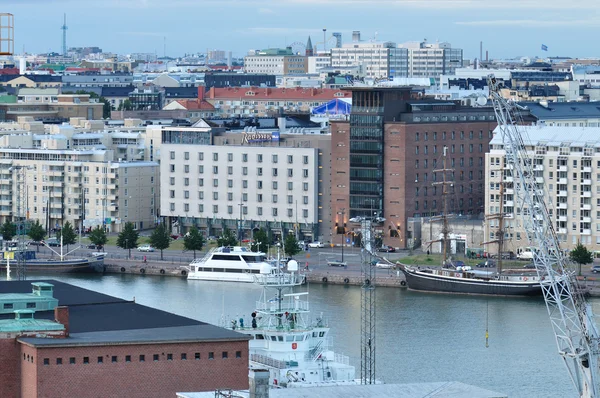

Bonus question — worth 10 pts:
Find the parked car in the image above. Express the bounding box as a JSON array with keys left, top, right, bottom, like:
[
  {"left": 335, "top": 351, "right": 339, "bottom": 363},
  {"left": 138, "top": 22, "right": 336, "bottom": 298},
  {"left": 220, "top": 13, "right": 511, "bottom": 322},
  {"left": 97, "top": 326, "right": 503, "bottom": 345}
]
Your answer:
[
  {"left": 308, "top": 241, "right": 325, "bottom": 248},
  {"left": 476, "top": 260, "right": 496, "bottom": 268},
  {"left": 137, "top": 245, "right": 155, "bottom": 252},
  {"left": 28, "top": 241, "right": 45, "bottom": 246},
  {"left": 375, "top": 262, "right": 394, "bottom": 269},
  {"left": 378, "top": 245, "right": 396, "bottom": 253},
  {"left": 523, "top": 263, "right": 536, "bottom": 269},
  {"left": 591, "top": 265, "right": 600, "bottom": 273},
  {"left": 46, "top": 239, "right": 60, "bottom": 247}
]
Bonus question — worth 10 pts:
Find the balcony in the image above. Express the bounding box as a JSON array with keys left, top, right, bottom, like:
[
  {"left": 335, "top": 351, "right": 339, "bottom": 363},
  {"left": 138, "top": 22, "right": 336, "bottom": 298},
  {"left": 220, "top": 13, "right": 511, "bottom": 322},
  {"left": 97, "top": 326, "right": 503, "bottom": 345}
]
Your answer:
[
  {"left": 557, "top": 228, "right": 567, "bottom": 234},
  {"left": 535, "top": 177, "right": 544, "bottom": 184},
  {"left": 534, "top": 165, "right": 544, "bottom": 171},
  {"left": 505, "top": 188, "right": 514, "bottom": 195},
  {"left": 504, "top": 201, "right": 514, "bottom": 207},
  {"left": 558, "top": 166, "right": 567, "bottom": 172},
  {"left": 581, "top": 179, "right": 591, "bottom": 185},
  {"left": 504, "top": 176, "right": 514, "bottom": 183},
  {"left": 583, "top": 166, "right": 592, "bottom": 173},
  {"left": 582, "top": 217, "right": 592, "bottom": 223},
  {"left": 557, "top": 202, "right": 567, "bottom": 209},
  {"left": 50, "top": 190, "right": 63, "bottom": 197},
  {"left": 581, "top": 229, "right": 591, "bottom": 235},
  {"left": 0, "top": 188, "right": 12, "bottom": 195},
  {"left": 582, "top": 204, "right": 592, "bottom": 211},
  {"left": 558, "top": 178, "right": 567, "bottom": 184},
  {"left": 558, "top": 216, "right": 567, "bottom": 222},
  {"left": 557, "top": 190, "right": 567, "bottom": 197},
  {"left": 582, "top": 191, "right": 592, "bottom": 198}
]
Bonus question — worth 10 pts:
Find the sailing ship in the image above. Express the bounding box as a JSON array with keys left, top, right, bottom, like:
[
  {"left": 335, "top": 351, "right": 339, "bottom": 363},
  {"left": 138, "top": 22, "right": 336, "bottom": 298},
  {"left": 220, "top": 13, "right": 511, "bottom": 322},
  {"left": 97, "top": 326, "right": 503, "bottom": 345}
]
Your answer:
[
  {"left": 223, "top": 257, "right": 357, "bottom": 387},
  {"left": 397, "top": 146, "right": 545, "bottom": 296}
]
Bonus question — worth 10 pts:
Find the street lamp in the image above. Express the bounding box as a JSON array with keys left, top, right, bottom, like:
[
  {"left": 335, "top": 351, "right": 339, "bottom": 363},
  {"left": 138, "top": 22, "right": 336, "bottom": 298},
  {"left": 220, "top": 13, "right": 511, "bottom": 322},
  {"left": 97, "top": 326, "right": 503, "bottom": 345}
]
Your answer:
[{"left": 337, "top": 208, "right": 346, "bottom": 262}]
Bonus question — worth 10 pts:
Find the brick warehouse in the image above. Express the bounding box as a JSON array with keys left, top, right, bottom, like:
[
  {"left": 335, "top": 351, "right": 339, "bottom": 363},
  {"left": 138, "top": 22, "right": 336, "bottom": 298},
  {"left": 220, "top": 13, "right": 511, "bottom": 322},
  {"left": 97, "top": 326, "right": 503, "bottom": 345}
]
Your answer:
[
  {"left": 330, "top": 86, "right": 500, "bottom": 250},
  {"left": 0, "top": 281, "right": 250, "bottom": 398}
]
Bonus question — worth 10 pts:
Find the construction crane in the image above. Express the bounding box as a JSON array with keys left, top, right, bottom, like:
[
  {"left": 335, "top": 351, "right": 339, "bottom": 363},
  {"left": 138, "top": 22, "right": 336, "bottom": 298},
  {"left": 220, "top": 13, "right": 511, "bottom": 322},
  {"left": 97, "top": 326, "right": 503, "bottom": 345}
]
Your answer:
[{"left": 488, "top": 74, "right": 600, "bottom": 398}]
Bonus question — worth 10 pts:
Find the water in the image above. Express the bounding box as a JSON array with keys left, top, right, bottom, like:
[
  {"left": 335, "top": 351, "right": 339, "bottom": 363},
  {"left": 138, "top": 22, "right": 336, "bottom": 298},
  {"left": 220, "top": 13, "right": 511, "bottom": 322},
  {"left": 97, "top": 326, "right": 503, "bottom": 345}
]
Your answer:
[{"left": 27, "top": 273, "right": 582, "bottom": 397}]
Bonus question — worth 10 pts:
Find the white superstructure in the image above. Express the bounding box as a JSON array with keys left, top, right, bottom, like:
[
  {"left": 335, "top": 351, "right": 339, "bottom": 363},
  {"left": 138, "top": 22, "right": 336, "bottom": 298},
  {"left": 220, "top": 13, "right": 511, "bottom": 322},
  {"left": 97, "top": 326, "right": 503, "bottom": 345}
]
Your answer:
[{"left": 184, "top": 246, "right": 274, "bottom": 282}]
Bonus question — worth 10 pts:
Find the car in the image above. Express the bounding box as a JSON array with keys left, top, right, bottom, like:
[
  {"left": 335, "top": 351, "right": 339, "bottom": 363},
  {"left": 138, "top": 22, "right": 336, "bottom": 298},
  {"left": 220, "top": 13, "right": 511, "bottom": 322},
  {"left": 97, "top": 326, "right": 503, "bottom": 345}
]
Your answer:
[
  {"left": 476, "top": 260, "right": 496, "bottom": 268},
  {"left": 28, "top": 241, "right": 45, "bottom": 246},
  {"left": 308, "top": 241, "right": 325, "bottom": 248},
  {"left": 137, "top": 245, "right": 155, "bottom": 252},
  {"left": 378, "top": 245, "right": 396, "bottom": 253},
  {"left": 591, "top": 265, "right": 600, "bottom": 273},
  {"left": 375, "top": 262, "right": 394, "bottom": 269},
  {"left": 46, "top": 239, "right": 60, "bottom": 247},
  {"left": 327, "top": 260, "right": 347, "bottom": 267},
  {"left": 523, "top": 263, "right": 536, "bottom": 269}
]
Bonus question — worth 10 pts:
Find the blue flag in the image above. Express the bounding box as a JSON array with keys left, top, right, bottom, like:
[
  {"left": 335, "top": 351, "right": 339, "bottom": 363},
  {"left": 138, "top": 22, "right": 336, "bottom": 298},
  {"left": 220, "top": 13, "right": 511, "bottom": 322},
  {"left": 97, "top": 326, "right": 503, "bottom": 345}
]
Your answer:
[{"left": 541, "top": 44, "right": 548, "bottom": 51}]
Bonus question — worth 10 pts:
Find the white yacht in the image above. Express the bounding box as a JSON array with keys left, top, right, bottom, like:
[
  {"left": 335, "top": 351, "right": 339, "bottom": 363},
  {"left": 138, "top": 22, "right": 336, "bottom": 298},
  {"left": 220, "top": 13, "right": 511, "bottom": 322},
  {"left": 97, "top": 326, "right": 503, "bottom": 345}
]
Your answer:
[
  {"left": 183, "top": 246, "right": 275, "bottom": 282},
  {"left": 223, "top": 260, "right": 357, "bottom": 388}
]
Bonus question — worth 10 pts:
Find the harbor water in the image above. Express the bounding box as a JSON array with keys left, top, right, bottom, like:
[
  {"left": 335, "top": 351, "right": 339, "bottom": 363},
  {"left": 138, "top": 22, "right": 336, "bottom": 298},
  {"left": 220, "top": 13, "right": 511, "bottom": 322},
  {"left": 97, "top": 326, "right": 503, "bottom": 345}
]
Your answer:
[{"left": 25, "top": 273, "right": 586, "bottom": 397}]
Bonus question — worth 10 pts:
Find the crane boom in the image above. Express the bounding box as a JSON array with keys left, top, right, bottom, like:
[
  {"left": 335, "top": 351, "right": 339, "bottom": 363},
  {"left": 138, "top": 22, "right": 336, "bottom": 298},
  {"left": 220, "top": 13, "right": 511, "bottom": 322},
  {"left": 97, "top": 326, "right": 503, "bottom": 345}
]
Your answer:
[{"left": 488, "top": 75, "right": 600, "bottom": 397}]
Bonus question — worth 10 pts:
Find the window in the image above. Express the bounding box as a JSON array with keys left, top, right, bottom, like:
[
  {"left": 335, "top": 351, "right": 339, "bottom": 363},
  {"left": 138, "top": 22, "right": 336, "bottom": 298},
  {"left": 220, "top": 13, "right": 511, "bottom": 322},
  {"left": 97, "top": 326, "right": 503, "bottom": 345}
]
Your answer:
[
  {"left": 195, "top": 352, "right": 200, "bottom": 360},
  {"left": 273, "top": 181, "right": 278, "bottom": 189},
  {"left": 288, "top": 155, "right": 293, "bottom": 164},
  {"left": 228, "top": 180, "right": 233, "bottom": 188},
  {"left": 70, "top": 357, "right": 76, "bottom": 364},
  {"left": 287, "top": 195, "right": 293, "bottom": 204},
  {"left": 257, "top": 154, "right": 263, "bottom": 163},
  {"left": 126, "top": 355, "right": 131, "bottom": 362},
  {"left": 184, "top": 165, "right": 189, "bottom": 173},
  {"left": 242, "top": 153, "right": 248, "bottom": 162},
  {"left": 236, "top": 351, "right": 242, "bottom": 358},
  {"left": 181, "top": 353, "right": 187, "bottom": 360},
  {"left": 208, "top": 352, "right": 214, "bottom": 360},
  {"left": 167, "top": 353, "right": 173, "bottom": 361},
  {"left": 56, "top": 358, "right": 63, "bottom": 365},
  {"left": 242, "top": 167, "right": 248, "bottom": 175},
  {"left": 170, "top": 151, "right": 175, "bottom": 160},
  {"left": 170, "top": 164, "right": 175, "bottom": 172},
  {"left": 153, "top": 354, "right": 159, "bottom": 361},
  {"left": 272, "top": 208, "right": 278, "bottom": 217},
  {"left": 139, "top": 355, "right": 145, "bottom": 362},
  {"left": 287, "top": 182, "right": 293, "bottom": 190},
  {"left": 213, "top": 179, "right": 218, "bottom": 187},
  {"left": 97, "top": 356, "right": 103, "bottom": 364},
  {"left": 228, "top": 166, "right": 233, "bottom": 175},
  {"left": 222, "top": 351, "right": 228, "bottom": 359},
  {"left": 43, "top": 358, "right": 49, "bottom": 366},
  {"left": 272, "top": 168, "right": 278, "bottom": 177},
  {"left": 303, "top": 156, "right": 309, "bottom": 164},
  {"left": 228, "top": 153, "right": 233, "bottom": 162},
  {"left": 184, "top": 151, "right": 189, "bottom": 160},
  {"left": 303, "top": 183, "right": 309, "bottom": 191},
  {"left": 112, "top": 356, "right": 118, "bottom": 363},
  {"left": 213, "top": 153, "right": 218, "bottom": 161},
  {"left": 213, "top": 166, "right": 218, "bottom": 174},
  {"left": 199, "top": 165, "right": 204, "bottom": 173},
  {"left": 83, "top": 357, "right": 89, "bottom": 364},
  {"left": 272, "top": 194, "right": 278, "bottom": 203},
  {"left": 288, "top": 169, "right": 293, "bottom": 177},
  {"left": 257, "top": 168, "right": 263, "bottom": 176},
  {"left": 272, "top": 155, "right": 278, "bottom": 163}
]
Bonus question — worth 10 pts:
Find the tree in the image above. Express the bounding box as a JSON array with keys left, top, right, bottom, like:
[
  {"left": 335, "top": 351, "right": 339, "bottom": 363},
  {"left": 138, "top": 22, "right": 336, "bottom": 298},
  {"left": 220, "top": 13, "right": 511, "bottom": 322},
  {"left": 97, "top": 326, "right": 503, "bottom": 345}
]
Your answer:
[
  {"left": 88, "top": 225, "right": 107, "bottom": 250},
  {"left": 283, "top": 233, "right": 301, "bottom": 257},
  {"left": 250, "top": 228, "right": 269, "bottom": 253},
  {"left": 118, "top": 99, "right": 133, "bottom": 111},
  {"left": 217, "top": 228, "right": 238, "bottom": 247},
  {"left": 1, "top": 220, "right": 16, "bottom": 241},
  {"left": 27, "top": 220, "right": 46, "bottom": 252},
  {"left": 150, "top": 224, "right": 171, "bottom": 260},
  {"left": 56, "top": 221, "right": 77, "bottom": 251},
  {"left": 117, "top": 222, "right": 139, "bottom": 258},
  {"left": 183, "top": 227, "right": 205, "bottom": 259},
  {"left": 570, "top": 241, "right": 593, "bottom": 276}
]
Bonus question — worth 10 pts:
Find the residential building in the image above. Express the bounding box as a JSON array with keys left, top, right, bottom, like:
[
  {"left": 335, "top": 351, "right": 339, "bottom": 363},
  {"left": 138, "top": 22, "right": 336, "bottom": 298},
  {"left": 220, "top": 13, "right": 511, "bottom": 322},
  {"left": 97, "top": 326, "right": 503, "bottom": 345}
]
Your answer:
[
  {"left": 0, "top": 94, "right": 103, "bottom": 121},
  {"left": 244, "top": 48, "right": 308, "bottom": 75},
  {"left": 331, "top": 36, "right": 408, "bottom": 79},
  {"left": 485, "top": 126, "right": 600, "bottom": 252},
  {"left": 524, "top": 101, "right": 600, "bottom": 127},
  {"left": 307, "top": 54, "right": 331, "bottom": 74},
  {"left": 0, "top": 280, "right": 249, "bottom": 398},
  {"left": 331, "top": 86, "right": 498, "bottom": 249},
  {"left": 16, "top": 88, "right": 59, "bottom": 103},
  {"left": 129, "top": 87, "right": 165, "bottom": 111},
  {"left": 399, "top": 40, "right": 463, "bottom": 80},
  {"left": 204, "top": 86, "right": 351, "bottom": 117},
  {"left": 61, "top": 73, "right": 134, "bottom": 88},
  {"left": 159, "top": 124, "right": 331, "bottom": 242},
  {"left": 203, "top": 72, "right": 275, "bottom": 89}
]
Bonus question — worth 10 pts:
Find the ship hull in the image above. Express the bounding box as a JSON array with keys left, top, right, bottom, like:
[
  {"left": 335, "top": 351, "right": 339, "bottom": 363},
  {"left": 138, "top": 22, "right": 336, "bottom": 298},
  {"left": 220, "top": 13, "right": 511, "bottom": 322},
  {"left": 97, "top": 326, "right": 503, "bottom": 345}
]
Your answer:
[
  {"left": 0, "top": 257, "right": 105, "bottom": 274},
  {"left": 400, "top": 267, "right": 543, "bottom": 297}
]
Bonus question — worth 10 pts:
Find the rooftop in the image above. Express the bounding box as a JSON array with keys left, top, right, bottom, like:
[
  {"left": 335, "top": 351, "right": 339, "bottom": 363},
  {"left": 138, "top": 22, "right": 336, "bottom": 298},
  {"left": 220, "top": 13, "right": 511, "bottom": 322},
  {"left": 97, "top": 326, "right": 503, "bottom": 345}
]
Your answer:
[
  {"left": 522, "top": 101, "right": 600, "bottom": 120},
  {"left": 491, "top": 125, "right": 600, "bottom": 147}
]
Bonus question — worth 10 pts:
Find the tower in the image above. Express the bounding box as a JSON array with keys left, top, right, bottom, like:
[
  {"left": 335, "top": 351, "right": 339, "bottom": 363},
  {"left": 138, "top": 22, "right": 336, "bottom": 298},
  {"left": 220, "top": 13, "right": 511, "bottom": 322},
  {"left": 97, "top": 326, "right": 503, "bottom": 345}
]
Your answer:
[
  {"left": 305, "top": 36, "right": 313, "bottom": 56},
  {"left": 0, "top": 13, "right": 14, "bottom": 56},
  {"left": 61, "top": 13, "right": 68, "bottom": 56}
]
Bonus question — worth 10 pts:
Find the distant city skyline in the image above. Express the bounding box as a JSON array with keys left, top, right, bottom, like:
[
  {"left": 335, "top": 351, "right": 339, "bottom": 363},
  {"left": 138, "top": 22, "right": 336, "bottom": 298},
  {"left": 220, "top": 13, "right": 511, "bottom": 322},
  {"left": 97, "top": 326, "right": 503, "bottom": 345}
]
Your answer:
[{"left": 3, "top": 0, "right": 598, "bottom": 60}]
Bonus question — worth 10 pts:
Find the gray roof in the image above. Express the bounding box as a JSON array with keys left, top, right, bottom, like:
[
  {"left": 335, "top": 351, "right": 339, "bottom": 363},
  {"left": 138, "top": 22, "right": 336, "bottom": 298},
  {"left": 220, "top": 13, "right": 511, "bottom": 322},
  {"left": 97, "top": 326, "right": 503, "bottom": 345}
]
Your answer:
[
  {"left": 522, "top": 101, "right": 600, "bottom": 120},
  {"left": 178, "top": 381, "right": 507, "bottom": 398},
  {"left": 19, "top": 324, "right": 249, "bottom": 347},
  {"left": 491, "top": 125, "right": 600, "bottom": 146}
]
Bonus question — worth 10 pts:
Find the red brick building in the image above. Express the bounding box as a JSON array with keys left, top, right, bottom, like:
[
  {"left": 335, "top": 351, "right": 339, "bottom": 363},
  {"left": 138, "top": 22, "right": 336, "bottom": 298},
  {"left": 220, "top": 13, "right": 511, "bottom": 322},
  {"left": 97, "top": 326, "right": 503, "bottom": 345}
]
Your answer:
[
  {"left": 330, "top": 87, "right": 498, "bottom": 249},
  {"left": 0, "top": 281, "right": 250, "bottom": 398}
]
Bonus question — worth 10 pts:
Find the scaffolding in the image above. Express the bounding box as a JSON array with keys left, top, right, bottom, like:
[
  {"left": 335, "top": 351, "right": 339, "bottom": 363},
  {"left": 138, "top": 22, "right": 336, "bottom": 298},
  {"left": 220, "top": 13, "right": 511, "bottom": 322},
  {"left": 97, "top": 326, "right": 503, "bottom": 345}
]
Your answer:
[{"left": 0, "top": 13, "right": 14, "bottom": 56}]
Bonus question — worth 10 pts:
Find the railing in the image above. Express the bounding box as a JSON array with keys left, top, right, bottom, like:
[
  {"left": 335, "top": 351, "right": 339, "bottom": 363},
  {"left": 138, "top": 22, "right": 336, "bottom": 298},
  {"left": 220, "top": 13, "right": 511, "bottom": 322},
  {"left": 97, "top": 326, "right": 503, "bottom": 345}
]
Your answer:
[
  {"left": 255, "top": 300, "right": 309, "bottom": 313},
  {"left": 250, "top": 353, "right": 287, "bottom": 369},
  {"left": 191, "top": 247, "right": 217, "bottom": 265}
]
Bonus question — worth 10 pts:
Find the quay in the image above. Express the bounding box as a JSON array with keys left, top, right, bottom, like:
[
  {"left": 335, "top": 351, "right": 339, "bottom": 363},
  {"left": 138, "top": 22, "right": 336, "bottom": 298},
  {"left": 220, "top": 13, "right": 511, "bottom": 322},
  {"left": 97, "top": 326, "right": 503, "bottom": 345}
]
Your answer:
[{"left": 103, "top": 259, "right": 408, "bottom": 287}]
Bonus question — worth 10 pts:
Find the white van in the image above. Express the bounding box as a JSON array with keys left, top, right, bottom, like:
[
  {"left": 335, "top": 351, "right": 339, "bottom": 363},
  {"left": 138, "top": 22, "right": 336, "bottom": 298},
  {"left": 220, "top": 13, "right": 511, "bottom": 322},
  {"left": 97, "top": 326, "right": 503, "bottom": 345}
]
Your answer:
[{"left": 517, "top": 247, "right": 536, "bottom": 260}]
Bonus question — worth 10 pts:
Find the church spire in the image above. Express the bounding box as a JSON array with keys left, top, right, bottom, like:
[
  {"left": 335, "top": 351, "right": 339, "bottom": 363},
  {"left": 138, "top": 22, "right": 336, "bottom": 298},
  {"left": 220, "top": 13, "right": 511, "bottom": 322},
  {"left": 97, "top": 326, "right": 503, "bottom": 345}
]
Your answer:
[{"left": 305, "top": 36, "right": 314, "bottom": 56}]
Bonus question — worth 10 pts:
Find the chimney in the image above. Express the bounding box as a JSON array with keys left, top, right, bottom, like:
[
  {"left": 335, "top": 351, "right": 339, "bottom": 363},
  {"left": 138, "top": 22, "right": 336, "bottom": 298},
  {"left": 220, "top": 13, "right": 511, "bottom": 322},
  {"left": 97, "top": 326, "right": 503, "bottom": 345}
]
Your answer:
[
  {"left": 54, "top": 306, "right": 69, "bottom": 337},
  {"left": 197, "top": 86, "right": 205, "bottom": 101},
  {"left": 352, "top": 31, "right": 361, "bottom": 42},
  {"left": 249, "top": 369, "right": 270, "bottom": 398}
]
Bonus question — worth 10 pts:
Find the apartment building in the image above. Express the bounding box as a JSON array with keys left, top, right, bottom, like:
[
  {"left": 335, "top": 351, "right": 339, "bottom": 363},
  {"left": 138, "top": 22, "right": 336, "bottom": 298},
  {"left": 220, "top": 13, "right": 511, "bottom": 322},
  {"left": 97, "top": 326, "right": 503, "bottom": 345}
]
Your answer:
[
  {"left": 330, "top": 40, "right": 408, "bottom": 79},
  {"left": 0, "top": 130, "right": 158, "bottom": 233},
  {"left": 399, "top": 41, "right": 463, "bottom": 79},
  {"left": 331, "top": 86, "right": 498, "bottom": 249},
  {"left": 485, "top": 126, "right": 600, "bottom": 253},
  {"left": 244, "top": 48, "right": 308, "bottom": 75},
  {"left": 160, "top": 126, "right": 331, "bottom": 242}
]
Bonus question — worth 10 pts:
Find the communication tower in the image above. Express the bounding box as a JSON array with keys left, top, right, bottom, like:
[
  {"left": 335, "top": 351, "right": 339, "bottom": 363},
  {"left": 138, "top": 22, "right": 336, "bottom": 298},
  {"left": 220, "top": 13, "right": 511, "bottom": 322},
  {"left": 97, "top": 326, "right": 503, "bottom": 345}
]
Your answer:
[{"left": 61, "top": 13, "right": 68, "bottom": 56}]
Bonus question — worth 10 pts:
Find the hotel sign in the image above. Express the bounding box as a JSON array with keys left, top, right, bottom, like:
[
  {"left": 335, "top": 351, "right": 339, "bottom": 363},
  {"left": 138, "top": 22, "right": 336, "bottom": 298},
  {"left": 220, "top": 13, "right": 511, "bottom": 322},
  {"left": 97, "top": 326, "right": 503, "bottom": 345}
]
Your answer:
[{"left": 241, "top": 131, "right": 280, "bottom": 144}]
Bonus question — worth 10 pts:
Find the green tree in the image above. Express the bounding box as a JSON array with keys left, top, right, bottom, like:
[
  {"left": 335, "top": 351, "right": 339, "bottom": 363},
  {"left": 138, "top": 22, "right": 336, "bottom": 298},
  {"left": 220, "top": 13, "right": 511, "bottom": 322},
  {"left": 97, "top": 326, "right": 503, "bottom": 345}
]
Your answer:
[
  {"left": 117, "top": 222, "right": 139, "bottom": 258},
  {"left": 150, "top": 224, "right": 171, "bottom": 260},
  {"left": 283, "top": 233, "right": 301, "bottom": 257},
  {"left": 56, "top": 221, "right": 77, "bottom": 251},
  {"left": 217, "top": 228, "right": 238, "bottom": 247},
  {"left": 118, "top": 99, "right": 133, "bottom": 111},
  {"left": 88, "top": 225, "right": 108, "bottom": 250},
  {"left": 570, "top": 241, "right": 593, "bottom": 276},
  {"left": 183, "top": 227, "right": 205, "bottom": 259},
  {"left": 1, "top": 219, "right": 16, "bottom": 241},
  {"left": 27, "top": 220, "right": 46, "bottom": 252},
  {"left": 250, "top": 228, "right": 269, "bottom": 253}
]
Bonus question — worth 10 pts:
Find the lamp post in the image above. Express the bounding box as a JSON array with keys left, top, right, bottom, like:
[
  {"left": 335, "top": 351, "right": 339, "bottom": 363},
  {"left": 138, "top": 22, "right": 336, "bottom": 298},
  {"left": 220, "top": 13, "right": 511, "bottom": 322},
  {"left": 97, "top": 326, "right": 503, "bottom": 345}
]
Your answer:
[{"left": 337, "top": 208, "right": 346, "bottom": 262}]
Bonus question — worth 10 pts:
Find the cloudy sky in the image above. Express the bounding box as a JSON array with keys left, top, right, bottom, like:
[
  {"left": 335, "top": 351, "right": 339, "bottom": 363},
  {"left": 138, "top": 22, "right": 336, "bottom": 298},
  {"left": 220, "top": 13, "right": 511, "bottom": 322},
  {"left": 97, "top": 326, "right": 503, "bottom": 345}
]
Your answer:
[{"left": 4, "top": 0, "right": 599, "bottom": 59}]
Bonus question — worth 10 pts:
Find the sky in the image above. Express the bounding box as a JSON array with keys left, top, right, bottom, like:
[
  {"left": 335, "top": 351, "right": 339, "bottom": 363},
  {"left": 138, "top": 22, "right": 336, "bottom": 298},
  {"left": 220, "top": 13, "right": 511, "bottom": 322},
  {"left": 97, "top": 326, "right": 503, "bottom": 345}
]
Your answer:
[{"left": 3, "top": 0, "right": 600, "bottom": 60}]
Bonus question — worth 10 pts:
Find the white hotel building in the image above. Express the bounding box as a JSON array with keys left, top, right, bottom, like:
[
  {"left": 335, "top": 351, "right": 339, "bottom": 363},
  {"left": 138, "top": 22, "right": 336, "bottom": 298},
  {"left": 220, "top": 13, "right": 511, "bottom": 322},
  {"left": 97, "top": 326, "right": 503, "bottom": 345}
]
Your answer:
[
  {"left": 160, "top": 126, "right": 331, "bottom": 242},
  {"left": 485, "top": 126, "right": 600, "bottom": 254}
]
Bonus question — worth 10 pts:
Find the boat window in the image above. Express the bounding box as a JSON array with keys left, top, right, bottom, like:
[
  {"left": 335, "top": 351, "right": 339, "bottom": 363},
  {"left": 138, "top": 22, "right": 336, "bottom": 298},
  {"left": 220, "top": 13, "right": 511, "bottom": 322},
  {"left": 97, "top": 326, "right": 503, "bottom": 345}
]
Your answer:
[
  {"left": 277, "top": 336, "right": 284, "bottom": 342},
  {"left": 212, "top": 254, "right": 243, "bottom": 261},
  {"left": 255, "top": 334, "right": 264, "bottom": 340},
  {"left": 295, "top": 335, "right": 303, "bottom": 341},
  {"left": 312, "top": 332, "right": 317, "bottom": 337},
  {"left": 286, "top": 336, "right": 294, "bottom": 342},
  {"left": 242, "top": 255, "right": 266, "bottom": 263},
  {"left": 270, "top": 336, "right": 277, "bottom": 341},
  {"left": 319, "top": 332, "right": 325, "bottom": 337},
  {"left": 251, "top": 270, "right": 261, "bottom": 274}
]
